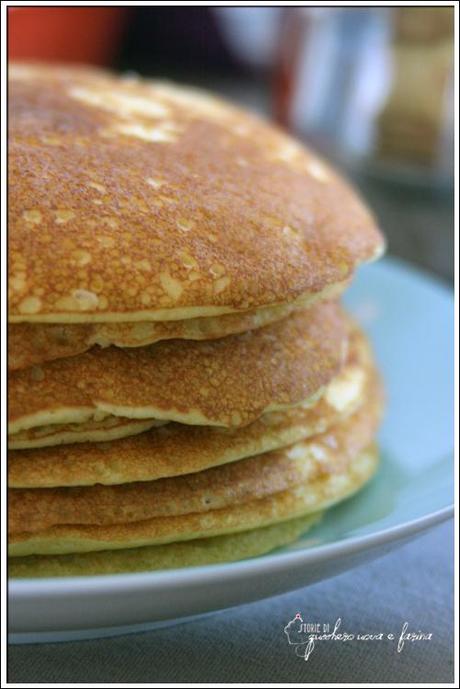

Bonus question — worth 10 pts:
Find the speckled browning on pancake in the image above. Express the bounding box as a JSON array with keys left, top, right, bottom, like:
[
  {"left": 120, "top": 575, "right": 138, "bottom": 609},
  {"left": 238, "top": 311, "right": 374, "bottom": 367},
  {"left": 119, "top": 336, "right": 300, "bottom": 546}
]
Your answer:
[
  {"left": 8, "top": 303, "right": 348, "bottom": 434},
  {"left": 9, "top": 328, "right": 371, "bottom": 487},
  {"left": 9, "top": 63, "right": 384, "bottom": 323},
  {"left": 9, "top": 445, "right": 378, "bottom": 556},
  {"left": 8, "top": 377, "right": 382, "bottom": 534},
  {"left": 8, "top": 281, "right": 347, "bottom": 371},
  {"left": 9, "top": 513, "right": 323, "bottom": 577}
]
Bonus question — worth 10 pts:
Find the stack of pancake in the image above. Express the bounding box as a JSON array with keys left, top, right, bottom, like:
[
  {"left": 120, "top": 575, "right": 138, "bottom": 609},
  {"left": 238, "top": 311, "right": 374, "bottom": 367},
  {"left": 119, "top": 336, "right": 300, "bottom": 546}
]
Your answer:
[{"left": 8, "top": 64, "right": 385, "bottom": 577}]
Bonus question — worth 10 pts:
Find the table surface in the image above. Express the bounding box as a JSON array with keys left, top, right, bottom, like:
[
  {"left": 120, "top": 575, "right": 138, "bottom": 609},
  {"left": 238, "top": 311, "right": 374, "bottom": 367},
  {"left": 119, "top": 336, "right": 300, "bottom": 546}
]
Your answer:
[{"left": 8, "top": 519, "right": 453, "bottom": 683}]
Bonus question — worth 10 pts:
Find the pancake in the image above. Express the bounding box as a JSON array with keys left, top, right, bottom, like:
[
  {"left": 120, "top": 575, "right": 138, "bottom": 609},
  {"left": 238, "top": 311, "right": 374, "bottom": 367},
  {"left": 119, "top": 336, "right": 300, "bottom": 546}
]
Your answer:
[
  {"left": 8, "top": 512, "right": 323, "bottom": 578},
  {"left": 9, "top": 63, "right": 384, "bottom": 325},
  {"left": 9, "top": 417, "right": 166, "bottom": 451},
  {"left": 8, "top": 376, "right": 382, "bottom": 535},
  {"left": 9, "top": 281, "right": 348, "bottom": 371},
  {"left": 8, "top": 303, "right": 348, "bottom": 437},
  {"left": 9, "top": 328, "right": 372, "bottom": 486},
  {"left": 8, "top": 444, "right": 378, "bottom": 556}
]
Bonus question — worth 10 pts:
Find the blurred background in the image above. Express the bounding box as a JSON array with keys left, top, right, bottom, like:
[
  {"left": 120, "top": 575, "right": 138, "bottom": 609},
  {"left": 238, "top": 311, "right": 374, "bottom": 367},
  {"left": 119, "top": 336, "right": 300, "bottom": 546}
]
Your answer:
[{"left": 9, "top": 5, "right": 454, "bottom": 282}]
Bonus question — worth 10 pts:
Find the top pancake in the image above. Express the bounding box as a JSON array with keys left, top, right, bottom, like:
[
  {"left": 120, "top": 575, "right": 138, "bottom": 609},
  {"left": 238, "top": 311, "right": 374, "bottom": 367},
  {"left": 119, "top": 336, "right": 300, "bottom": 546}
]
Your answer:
[{"left": 9, "top": 63, "right": 384, "bottom": 324}]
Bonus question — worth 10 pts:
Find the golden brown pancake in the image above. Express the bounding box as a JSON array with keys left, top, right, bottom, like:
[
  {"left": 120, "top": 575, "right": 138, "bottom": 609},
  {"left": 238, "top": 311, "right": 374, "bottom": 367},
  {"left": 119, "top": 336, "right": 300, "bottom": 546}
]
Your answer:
[
  {"left": 8, "top": 303, "right": 348, "bottom": 437},
  {"left": 9, "top": 281, "right": 348, "bottom": 371},
  {"left": 9, "top": 63, "right": 384, "bottom": 325},
  {"left": 9, "top": 417, "right": 166, "bottom": 451},
  {"left": 9, "top": 512, "right": 323, "bottom": 578},
  {"left": 9, "top": 328, "right": 372, "bottom": 486},
  {"left": 8, "top": 376, "right": 382, "bottom": 535},
  {"left": 9, "top": 444, "right": 378, "bottom": 556}
]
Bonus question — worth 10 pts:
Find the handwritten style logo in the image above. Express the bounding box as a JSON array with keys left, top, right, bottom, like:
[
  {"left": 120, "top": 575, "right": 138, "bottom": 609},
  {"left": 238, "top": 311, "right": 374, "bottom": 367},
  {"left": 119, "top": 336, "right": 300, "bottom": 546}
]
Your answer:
[
  {"left": 284, "top": 613, "right": 433, "bottom": 661},
  {"left": 284, "top": 612, "right": 316, "bottom": 660}
]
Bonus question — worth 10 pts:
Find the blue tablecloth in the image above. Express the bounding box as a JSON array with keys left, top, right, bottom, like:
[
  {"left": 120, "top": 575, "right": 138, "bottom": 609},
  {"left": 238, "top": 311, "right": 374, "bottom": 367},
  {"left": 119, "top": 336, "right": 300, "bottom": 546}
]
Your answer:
[{"left": 8, "top": 519, "right": 454, "bottom": 683}]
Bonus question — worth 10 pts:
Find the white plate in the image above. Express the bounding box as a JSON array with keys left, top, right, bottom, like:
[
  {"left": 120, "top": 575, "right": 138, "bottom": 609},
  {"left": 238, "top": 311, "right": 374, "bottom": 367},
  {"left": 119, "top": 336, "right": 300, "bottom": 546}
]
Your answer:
[{"left": 8, "top": 257, "right": 454, "bottom": 643}]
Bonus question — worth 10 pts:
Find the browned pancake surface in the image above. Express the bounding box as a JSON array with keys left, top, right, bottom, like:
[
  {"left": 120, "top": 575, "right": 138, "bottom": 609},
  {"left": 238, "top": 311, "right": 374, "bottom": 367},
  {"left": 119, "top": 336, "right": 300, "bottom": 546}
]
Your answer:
[
  {"left": 9, "top": 327, "right": 371, "bottom": 487},
  {"left": 9, "top": 445, "right": 379, "bottom": 556},
  {"left": 8, "top": 372, "right": 383, "bottom": 535},
  {"left": 9, "top": 64, "right": 384, "bottom": 323},
  {"left": 8, "top": 303, "right": 348, "bottom": 433}
]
